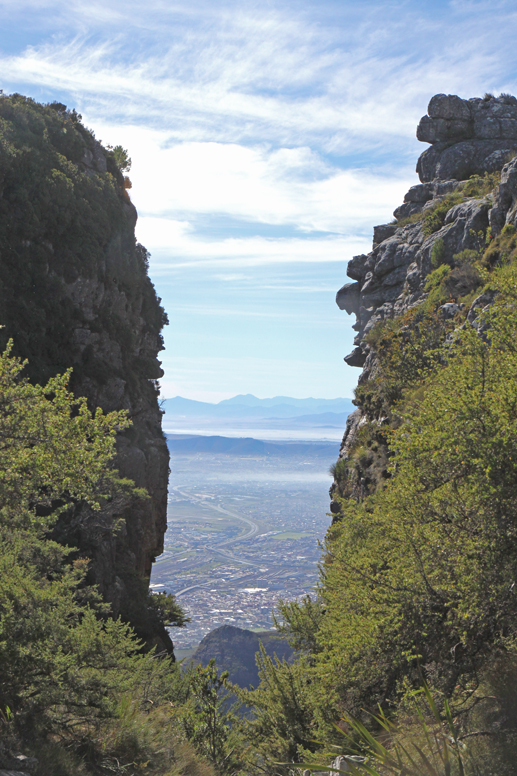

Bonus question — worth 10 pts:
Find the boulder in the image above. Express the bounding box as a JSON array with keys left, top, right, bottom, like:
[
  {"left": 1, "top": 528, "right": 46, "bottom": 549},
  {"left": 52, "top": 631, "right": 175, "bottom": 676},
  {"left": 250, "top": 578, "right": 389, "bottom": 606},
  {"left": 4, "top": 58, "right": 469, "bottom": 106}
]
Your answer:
[
  {"left": 336, "top": 282, "right": 361, "bottom": 314},
  {"left": 416, "top": 94, "right": 517, "bottom": 181}
]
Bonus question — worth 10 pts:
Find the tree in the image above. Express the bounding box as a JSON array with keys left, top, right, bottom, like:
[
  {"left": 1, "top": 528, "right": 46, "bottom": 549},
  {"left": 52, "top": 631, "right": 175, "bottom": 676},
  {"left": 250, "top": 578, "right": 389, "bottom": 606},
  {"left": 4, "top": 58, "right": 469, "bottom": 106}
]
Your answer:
[
  {"left": 182, "top": 659, "right": 241, "bottom": 774},
  {"left": 236, "top": 644, "right": 318, "bottom": 771},
  {"left": 0, "top": 343, "right": 147, "bottom": 736},
  {"left": 317, "top": 291, "right": 517, "bottom": 717}
]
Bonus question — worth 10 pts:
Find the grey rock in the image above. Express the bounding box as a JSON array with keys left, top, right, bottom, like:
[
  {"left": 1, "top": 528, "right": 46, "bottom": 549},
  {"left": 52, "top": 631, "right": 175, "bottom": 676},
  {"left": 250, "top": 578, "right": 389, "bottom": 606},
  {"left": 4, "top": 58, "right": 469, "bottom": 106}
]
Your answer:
[
  {"left": 444, "top": 197, "right": 490, "bottom": 228},
  {"left": 416, "top": 94, "right": 517, "bottom": 181},
  {"left": 428, "top": 93, "right": 471, "bottom": 121},
  {"left": 489, "top": 155, "right": 517, "bottom": 234},
  {"left": 335, "top": 409, "right": 364, "bottom": 463},
  {"left": 333, "top": 94, "right": 517, "bottom": 516},
  {"left": 379, "top": 264, "right": 408, "bottom": 287},
  {"left": 0, "top": 753, "right": 38, "bottom": 774},
  {"left": 373, "top": 223, "right": 397, "bottom": 245},
  {"left": 417, "top": 139, "right": 517, "bottom": 182},
  {"left": 344, "top": 346, "right": 367, "bottom": 368},
  {"left": 0, "top": 771, "right": 31, "bottom": 776},
  {"left": 336, "top": 282, "right": 361, "bottom": 314},
  {"left": 417, "top": 115, "right": 472, "bottom": 144},
  {"left": 405, "top": 262, "right": 421, "bottom": 290},
  {"left": 393, "top": 201, "right": 422, "bottom": 220},
  {"left": 467, "top": 290, "right": 498, "bottom": 325},
  {"left": 346, "top": 253, "right": 369, "bottom": 281},
  {"left": 330, "top": 755, "right": 367, "bottom": 774},
  {"left": 374, "top": 238, "right": 414, "bottom": 278},
  {"left": 404, "top": 183, "right": 433, "bottom": 203},
  {"left": 433, "top": 179, "right": 464, "bottom": 196},
  {"left": 473, "top": 114, "right": 501, "bottom": 139},
  {"left": 439, "top": 302, "right": 460, "bottom": 318}
]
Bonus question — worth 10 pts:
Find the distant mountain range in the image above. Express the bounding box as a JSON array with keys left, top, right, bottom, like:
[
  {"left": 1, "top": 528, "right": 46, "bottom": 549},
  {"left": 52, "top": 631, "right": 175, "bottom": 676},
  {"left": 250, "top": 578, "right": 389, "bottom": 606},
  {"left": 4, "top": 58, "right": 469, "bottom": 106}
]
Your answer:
[
  {"left": 162, "top": 394, "right": 354, "bottom": 420},
  {"left": 167, "top": 434, "right": 339, "bottom": 456}
]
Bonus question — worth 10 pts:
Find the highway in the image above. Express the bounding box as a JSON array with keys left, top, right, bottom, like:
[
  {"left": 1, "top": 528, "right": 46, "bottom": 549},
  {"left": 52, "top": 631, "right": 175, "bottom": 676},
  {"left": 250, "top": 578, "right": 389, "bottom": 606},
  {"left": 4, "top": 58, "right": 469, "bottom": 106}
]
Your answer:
[{"left": 171, "top": 485, "right": 259, "bottom": 546}]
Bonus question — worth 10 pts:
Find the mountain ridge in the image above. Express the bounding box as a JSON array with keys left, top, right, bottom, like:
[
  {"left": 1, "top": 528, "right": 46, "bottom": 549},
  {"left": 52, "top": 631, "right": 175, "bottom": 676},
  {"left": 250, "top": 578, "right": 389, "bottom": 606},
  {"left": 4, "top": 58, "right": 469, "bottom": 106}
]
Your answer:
[{"left": 162, "top": 395, "right": 354, "bottom": 419}]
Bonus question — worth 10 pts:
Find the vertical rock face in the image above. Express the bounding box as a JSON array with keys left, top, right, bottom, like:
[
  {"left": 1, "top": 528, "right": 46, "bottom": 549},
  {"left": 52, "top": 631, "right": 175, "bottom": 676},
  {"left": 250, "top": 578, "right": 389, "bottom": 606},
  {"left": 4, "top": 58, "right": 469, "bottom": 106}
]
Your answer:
[
  {"left": 331, "top": 93, "right": 517, "bottom": 512},
  {"left": 0, "top": 94, "right": 169, "bottom": 642}
]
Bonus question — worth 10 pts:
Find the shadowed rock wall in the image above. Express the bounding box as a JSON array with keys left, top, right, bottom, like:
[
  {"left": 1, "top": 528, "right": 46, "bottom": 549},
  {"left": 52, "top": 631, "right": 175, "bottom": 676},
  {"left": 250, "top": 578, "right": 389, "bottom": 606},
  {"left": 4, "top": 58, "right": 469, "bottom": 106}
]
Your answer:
[{"left": 0, "top": 94, "right": 170, "bottom": 646}]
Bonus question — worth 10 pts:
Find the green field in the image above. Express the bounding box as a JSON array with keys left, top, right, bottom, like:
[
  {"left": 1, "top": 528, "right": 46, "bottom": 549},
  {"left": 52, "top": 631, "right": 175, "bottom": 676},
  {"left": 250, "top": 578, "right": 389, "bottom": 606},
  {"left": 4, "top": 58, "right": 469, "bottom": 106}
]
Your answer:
[{"left": 271, "top": 531, "right": 311, "bottom": 540}]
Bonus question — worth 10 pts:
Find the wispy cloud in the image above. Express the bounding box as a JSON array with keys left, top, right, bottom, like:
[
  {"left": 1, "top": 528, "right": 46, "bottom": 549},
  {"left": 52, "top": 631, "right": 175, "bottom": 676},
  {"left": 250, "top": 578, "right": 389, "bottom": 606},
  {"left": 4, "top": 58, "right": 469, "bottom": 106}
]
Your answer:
[
  {"left": 3, "top": 1, "right": 517, "bottom": 155},
  {"left": 137, "top": 220, "right": 370, "bottom": 271}
]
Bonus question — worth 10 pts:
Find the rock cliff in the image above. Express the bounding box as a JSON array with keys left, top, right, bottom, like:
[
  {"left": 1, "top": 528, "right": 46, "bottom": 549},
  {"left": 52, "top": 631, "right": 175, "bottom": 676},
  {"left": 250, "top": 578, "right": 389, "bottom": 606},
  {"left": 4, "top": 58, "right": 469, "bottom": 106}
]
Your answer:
[
  {"left": 0, "top": 94, "right": 170, "bottom": 646},
  {"left": 188, "top": 625, "right": 293, "bottom": 689},
  {"left": 331, "top": 92, "right": 517, "bottom": 512}
]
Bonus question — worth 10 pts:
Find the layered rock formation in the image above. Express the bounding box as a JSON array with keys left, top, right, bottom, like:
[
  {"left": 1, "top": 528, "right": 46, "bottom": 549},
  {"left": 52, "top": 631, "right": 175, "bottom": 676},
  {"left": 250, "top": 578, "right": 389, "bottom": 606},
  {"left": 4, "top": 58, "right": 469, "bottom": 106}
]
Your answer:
[
  {"left": 332, "top": 93, "right": 517, "bottom": 512},
  {"left": 0, "top": 94, "right": 169, "bottom": 644}
]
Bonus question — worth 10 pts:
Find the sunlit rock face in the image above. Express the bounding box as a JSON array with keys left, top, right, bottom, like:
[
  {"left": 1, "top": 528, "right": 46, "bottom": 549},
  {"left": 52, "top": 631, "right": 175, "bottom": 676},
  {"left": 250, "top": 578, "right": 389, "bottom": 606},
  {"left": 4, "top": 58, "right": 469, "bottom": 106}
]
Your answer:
[
  {"left": 417, "top": 93, "right": 517, "bottom": 182},
  {"left": 331, "top": 93, "right": 517, "bottom": 514},
  {"left": 0, "top": 95, "right": 170, "bottom": 647},
  {"left": 336, "top": 93, "right": 517, "bottom": 372}
]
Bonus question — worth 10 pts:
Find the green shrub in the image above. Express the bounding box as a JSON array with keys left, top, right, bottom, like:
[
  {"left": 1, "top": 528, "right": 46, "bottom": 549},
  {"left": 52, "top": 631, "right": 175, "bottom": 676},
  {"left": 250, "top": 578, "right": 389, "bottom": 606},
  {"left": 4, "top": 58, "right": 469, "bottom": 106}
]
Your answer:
[
  {"left": 422, "top": 192, "right": 463, "bottom": 236},
  {"left": 461, "top": 170, "right": 501, "bottom": 198},
  {"left": 430, "top": 237, "right": 446, "bottom": 267}
]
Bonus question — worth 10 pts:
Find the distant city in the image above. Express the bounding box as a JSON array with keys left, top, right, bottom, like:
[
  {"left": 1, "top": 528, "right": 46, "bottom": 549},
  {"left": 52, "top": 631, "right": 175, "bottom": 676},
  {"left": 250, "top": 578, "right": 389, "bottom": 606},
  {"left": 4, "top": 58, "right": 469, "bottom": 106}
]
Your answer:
[{"left": 151, "top": 395, "right": 349, "bottom": 652}]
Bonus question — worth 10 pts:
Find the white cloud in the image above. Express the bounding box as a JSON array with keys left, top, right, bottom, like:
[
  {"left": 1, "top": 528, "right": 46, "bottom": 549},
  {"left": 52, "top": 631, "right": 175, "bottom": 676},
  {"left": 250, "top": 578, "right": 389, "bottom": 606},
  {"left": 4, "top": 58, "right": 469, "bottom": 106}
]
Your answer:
[
  {"left": 124, "top": 136, "right": 411, "bottom": 231},
  {"left": 90, "top": 123, "right": 414, "bottom": 257},
  {"left": 136, "top": 218, "right": 370, "bottom": 271},
  {"left": 3, "top": 1, "right": 517, "bottom": 154}
]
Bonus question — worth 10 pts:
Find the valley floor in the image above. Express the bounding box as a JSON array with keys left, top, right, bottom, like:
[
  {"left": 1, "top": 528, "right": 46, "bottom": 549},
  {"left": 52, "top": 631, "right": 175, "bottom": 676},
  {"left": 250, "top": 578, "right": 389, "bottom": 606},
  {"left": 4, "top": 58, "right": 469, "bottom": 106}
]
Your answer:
[{"left": 150, "top": 438, "right": 337, "bottom": 648}]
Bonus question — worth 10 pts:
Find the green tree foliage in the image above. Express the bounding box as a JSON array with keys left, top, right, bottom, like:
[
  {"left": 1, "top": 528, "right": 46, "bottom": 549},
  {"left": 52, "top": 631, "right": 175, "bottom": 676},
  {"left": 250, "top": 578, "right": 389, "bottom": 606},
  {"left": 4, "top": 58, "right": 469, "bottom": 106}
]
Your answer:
[
  {"left": 182, "top": 659, "right": 242, "bottom": 774},
  {"left": 0, "top": 343, "right": 130, "bottom": 529},
  {"left": 273, "top": 595, "right": 324, "bottom": 659},
  {"left": 110, "top": 144, "right": 132, "bottom": 172},
  {"left": 0, "top": 347, "right": 203, "bottom": 776},
  {"left": 315, "top": 279, "right": 517, "bottom": 724},
  {"left": 236, "top": 645, "right": 318, "bottom": 771},
  {"left": 241, "top": 259, "right": 517, "bottom": 769},
  {"left": 0, "top": 344, "right": 137, "bottom": 732}
]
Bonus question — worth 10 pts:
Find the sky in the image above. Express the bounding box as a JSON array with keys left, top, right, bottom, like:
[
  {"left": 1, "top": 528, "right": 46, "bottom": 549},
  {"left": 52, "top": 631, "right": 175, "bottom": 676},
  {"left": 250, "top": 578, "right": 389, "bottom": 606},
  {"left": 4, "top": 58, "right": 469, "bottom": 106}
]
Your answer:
[{"left": 2, "top": 1, "right": 517, "bottom": 400}]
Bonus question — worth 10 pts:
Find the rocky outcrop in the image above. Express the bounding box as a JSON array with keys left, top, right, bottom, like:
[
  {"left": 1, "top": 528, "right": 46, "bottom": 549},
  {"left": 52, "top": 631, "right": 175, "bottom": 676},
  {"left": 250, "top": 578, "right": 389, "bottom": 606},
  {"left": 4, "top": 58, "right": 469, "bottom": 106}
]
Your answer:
[
  {"left": 188, "top": 625, "right": 293, "bottom": 688},
  {"left": 416, "top": 93, "right": 517, "bottom": 182},
  {"left": 0, "top": 95, "right": 170, "bottom": 646},
  {"left": 332, "top": 93, "right": 517, "bottom": 514}
]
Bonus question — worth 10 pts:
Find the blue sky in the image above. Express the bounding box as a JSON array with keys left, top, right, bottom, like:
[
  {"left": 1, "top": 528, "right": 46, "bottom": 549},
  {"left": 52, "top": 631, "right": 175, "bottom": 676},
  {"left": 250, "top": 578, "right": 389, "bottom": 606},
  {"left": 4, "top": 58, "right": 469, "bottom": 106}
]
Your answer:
[{"left": 2, "top": 0, "right": 517, "bottom": 400}]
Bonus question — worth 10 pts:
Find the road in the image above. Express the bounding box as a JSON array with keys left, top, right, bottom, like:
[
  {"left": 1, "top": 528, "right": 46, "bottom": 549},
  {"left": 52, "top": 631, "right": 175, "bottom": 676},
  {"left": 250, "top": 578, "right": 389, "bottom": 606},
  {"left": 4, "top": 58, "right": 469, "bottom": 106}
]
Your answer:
[{"left": 171, "top": 485, "right": 259, "bottom": 546}]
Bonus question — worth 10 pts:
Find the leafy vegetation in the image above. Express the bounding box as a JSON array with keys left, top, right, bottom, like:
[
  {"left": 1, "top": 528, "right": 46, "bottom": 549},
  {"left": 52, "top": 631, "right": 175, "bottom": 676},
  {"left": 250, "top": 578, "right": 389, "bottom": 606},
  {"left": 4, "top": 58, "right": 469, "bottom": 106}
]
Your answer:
[
  {"left": 7, "top": 92, "right": 517, "bottom": 774},
  {"left": 0, "top": 345, "right": 212, "bottom": 775},
  {"left": 396, "top": 172, "right": 501, "bottom": 234},
  {"left": 230, "top": 176, "right": 517, "bottom": 773}
]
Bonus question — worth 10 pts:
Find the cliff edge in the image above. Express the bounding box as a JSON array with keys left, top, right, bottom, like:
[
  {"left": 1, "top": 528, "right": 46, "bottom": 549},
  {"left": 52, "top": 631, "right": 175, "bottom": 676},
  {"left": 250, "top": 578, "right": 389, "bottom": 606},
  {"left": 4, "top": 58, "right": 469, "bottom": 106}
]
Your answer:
[
  {"left": 332, "top": 92, "right": 517, "bottom": 510},
  {"left": 0, "top": 94, "right": 170, "bottom": 647}
]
